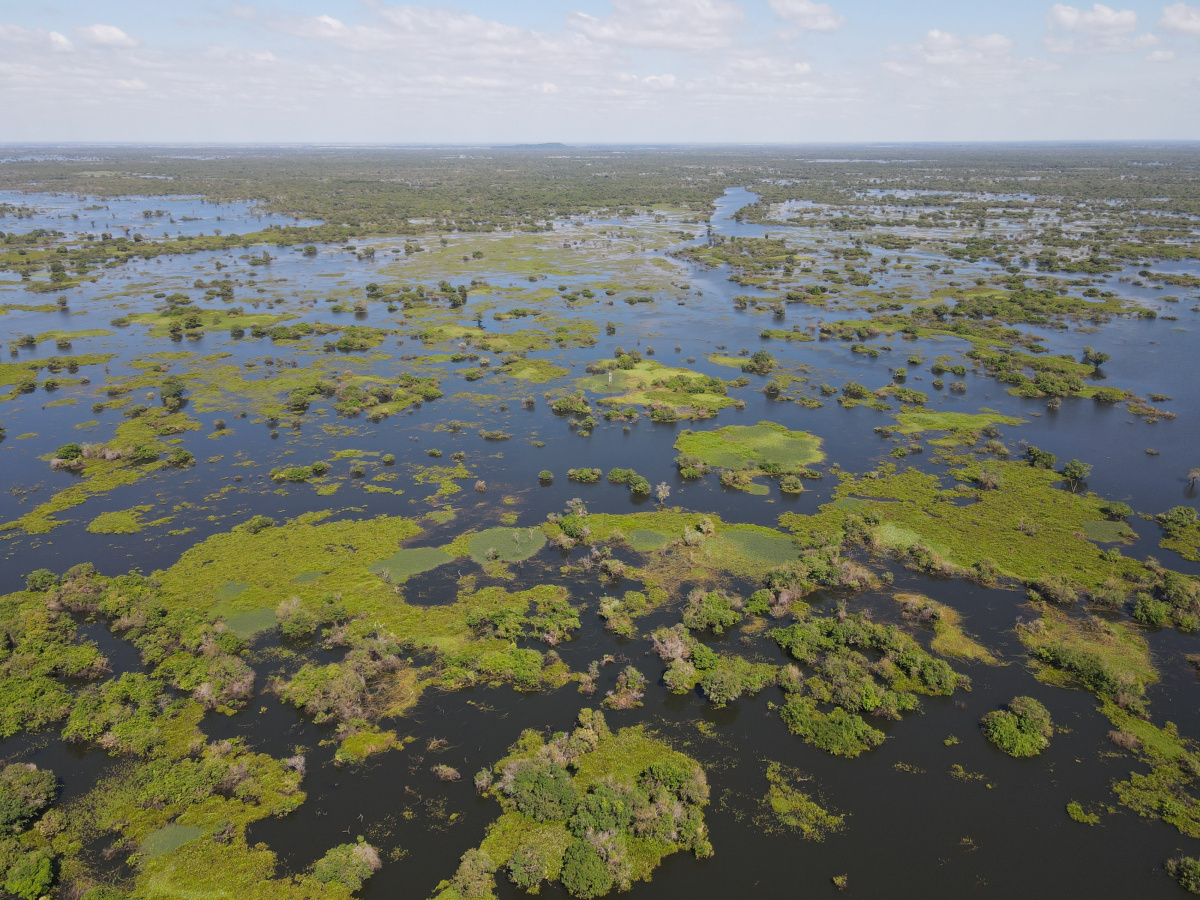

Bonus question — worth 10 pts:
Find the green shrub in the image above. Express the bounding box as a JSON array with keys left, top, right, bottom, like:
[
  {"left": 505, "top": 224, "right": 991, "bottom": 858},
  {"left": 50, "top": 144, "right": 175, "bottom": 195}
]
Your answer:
[
  {"left": 507, "top": 761, "right": 578, "bottom": 822},
  {"left": 779, "top": 696, "right": 885, "bottom": 758},
  {"left": 1132, "top": 593, "right": 1171, "bottom": 627},
  {"left": 53, "top": 443, "right": 82, "bottom": 460},
  {"left": 682, "top": 590, "right": 743, "bottom": 635},
  {"left": 24, "top": 569, "right": 59, "bottom": 592},
  {"left": 559, "top": 839, "right": 613, "bottom": 900},
  {"left": 309, "top": 841, "right": 381, "bottom": 891},
  {"left": 3, "top": 848, "right": 54, "bottom": 900},
  {"left": 1167, "top": 856, "right": 1200, "bottom": 894},
  {"left": 538, "top": 470, "right": 554, "bottom": 483},
  {"left": 0, "top": 763, "right": 56, "bottom": 833},
  {"left": 980, "top": 696, "right": 1053, "bottom": 757},
  {"left": 1025, "top": 446, "right": 1057, "bottom": 469}
]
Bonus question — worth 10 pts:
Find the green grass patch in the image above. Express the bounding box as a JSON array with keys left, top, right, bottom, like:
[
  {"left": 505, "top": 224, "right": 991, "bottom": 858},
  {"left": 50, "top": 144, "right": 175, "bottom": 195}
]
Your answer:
[
  {"left": 466, "top": 527, "right": 547, "bottom": 564},
  {"left": 368, "top": 547, "right": 454, "bottom": 581},
  {"left": 139, "top": 823, "right": 206, "bottom": 860},
  {"left": 675, "top": 421, "right": 823, "bottom": 470}
]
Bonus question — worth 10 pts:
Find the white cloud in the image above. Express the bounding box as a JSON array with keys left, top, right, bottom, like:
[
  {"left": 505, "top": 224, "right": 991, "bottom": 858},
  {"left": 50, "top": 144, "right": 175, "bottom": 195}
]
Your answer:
[
  {"left": 884, "top": 29, "right": 1049, "bottom": 86},
  {"left": 1047, "top": 3, "right": 1137, "bottom": 35},
  {"left": 1146, "top": 48, "right": 1176, "bottom": 60},
  {"left": 1161, "top": 3, "right": 1200, "bottom": 36},
  {"left": 725, "top": 56, "right": 812, "bottom": 77},
  {"left": 568, "top": 0, "right": 744, "bottom": 51},
  {"left": 1044, "top": 4, "right": 1160, "bottom": 52},
  {"left": 0, "top": 24, "right": 73, "bottom": 52},
  {"left": 769, "top": 0, "right": 844, "bottom": 33},
  {"left": 74, "top": 24, "right": 138, "bottom": 48}
]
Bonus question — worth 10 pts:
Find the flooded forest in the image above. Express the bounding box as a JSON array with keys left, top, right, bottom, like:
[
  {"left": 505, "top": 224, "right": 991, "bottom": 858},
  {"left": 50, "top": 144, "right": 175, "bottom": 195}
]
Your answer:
[{"left": 0, "top": 143, "right": 1199, "bottom": 898}]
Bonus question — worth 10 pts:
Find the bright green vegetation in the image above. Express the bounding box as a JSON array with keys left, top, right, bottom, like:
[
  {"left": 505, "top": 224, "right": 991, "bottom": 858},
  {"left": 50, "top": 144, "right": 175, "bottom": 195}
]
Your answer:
[
  {"left": 577, "top": 358, "right": 737, "bottom": 420},
  {"left": 432, "top": 709, "right": 710, "bottom": 900},
  {"left": 651, "top": 622, "right": 777, "bottom": 707},
  {"left": 675, "top": 422, "right": 823, "bottom": 479},
  {"left": 1067, "top": 801, "right": 1101, "bottom": 826},
  {"left": 86, "top": 505, "right": 173, "bottom": 535},
  {"left": 1082, "top": 520, "right": 1139, "bottom": 543},
  {"left": 755, "top": 762, "right": 845, "bottom": 840},
  {"left": 1018, "top": 607, "right": 1156, "bottom": 700},
  {"left": 1157, "top": 505, "right": 1200, "bottom": 562},
  {"left": 980, "top": 696, "right": 1054, "bottom": 757},
  {"left": 499, "top": 357, "right": 569, "bottom": 383},
  {"left": 893, "top": 593, "right": 998, "bottom": 664},
  {"left": 893, "top": 409, "right": 1024, "bottom": 437},
  {"left": 369, "top": 546, "right": 455, "bottom": 581},
  {"left": 465, "top": 527, "right": 548, "bottom": 564},
  {"left": 772, "top": 608, "right": 970, "bottom": 757},
  {"left": 544, "top": 508, "right": 812, "bottom": 591},
  {"left": 0, "top": 761, "right": 58, "bottom": 900},
  {"left": 818, "top": 460, "right": 1145, "bottom": 589}
]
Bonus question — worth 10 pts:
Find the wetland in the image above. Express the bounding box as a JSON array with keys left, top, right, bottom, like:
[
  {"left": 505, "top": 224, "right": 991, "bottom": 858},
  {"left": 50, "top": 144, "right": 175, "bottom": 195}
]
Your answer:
[{"left": 0, "top": 143, "right": 1199, "bottom": 898}]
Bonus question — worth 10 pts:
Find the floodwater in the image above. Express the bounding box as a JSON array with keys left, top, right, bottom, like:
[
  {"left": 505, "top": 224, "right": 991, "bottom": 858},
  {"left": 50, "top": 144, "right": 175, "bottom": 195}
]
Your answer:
[{"left": 1, "top": 186, "right": 1198, "bottom": 897}]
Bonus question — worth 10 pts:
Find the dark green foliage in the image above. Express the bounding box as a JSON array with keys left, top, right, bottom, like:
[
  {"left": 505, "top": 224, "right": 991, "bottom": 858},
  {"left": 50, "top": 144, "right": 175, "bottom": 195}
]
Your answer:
[
  {"left": 1099, "top": 500, "right": 1133, "bottom": 520},
  {"left": 53, "top": 443, "right": 82, "bottom": 460},
  {"left": 0, "top": 764, "right": 56, "bottom": 834},
  {"left": 508, "top": 760, "right": 579, "bottom": 822},
  {"left": 560, "top": 840, "right": 613, "bottom": 899},
  {"left": 1062, "top": 459, "right": 1092, "bottom": 489},
  {"left": 681, "top": 590, "right": 743, "bottom": 635},
  {"left": 1133, "top": 593, "right": 1171, "bottom": 627},
  {"left": 1025, "top": 446, "right": 1057, "bottom": 469},
  {"left": 981, "top": 696, "right": 1054, "bottom": 757},
  {"left": 1, "top": 847, "right": 54, "bottom": 900},
  {"left": 771, "top": 609, "right": 967, "bottom": 756},
  {"left": 779, "top": 696, "right": 885, "bottom": 758},
  {"left": 1167, "top": 857, "right": 1200, "bottom": 894},
  {"left": 740, "top": 350, "right": 776, "bottom": 375},
  {"left": 1158, "top": 506, "right": 1198, "bottom": 539},
  {"left": 23, "top": 569, "right": 58, "bottom": 592}
]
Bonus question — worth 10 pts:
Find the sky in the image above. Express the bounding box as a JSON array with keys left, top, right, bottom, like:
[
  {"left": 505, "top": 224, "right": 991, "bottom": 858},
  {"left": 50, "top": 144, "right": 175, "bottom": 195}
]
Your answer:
[{"left": 2, "top": 0, "right": 1199, "bottom": 143}]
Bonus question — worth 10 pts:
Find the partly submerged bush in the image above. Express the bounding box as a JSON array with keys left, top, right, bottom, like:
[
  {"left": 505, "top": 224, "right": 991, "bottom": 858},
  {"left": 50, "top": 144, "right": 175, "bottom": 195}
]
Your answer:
[{"left": 981, "top": 696, "right": 1053, "bottom": 757}]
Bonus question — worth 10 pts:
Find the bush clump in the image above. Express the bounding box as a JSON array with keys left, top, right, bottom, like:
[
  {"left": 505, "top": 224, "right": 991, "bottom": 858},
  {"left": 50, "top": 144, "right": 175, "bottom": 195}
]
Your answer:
[{"left": 981, "top": 696, "right": 1053, "bottom": 757}]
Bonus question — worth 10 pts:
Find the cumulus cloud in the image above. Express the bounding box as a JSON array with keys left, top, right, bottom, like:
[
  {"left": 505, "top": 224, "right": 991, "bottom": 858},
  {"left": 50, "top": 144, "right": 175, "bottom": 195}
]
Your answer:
[
  {"left": 769, "top": 0, "right": 844, "bottom": 33},
  {"left": 1044, "top": 4, "right": 1160, "bottom": 52},
  {"left": 0, "top": 24, "right": 73, "bottom": 52},
  {"left": 1146, "top": 48, "right": 1176, "bottom": 60},
  {"left": 1161, "top": 3, "right": 1200, "bottom": 36},
  {"left": 1047, "top": 3, "right": 1136, "bottom": 35},
  {"left": 884, "top": 29, "right": 1048, "bottom": 85},
  {"left": 74, "top": 24, "right": 138, "bottom": 48},
  {"left": 568, "top": 0, "right": 744, "bottom": 51}
]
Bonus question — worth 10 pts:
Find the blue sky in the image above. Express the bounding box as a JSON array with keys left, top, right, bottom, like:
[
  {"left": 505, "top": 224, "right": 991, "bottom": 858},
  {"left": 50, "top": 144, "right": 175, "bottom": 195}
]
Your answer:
[{"left": 2, "top": 1, "right": 1199, "bottom": 142}]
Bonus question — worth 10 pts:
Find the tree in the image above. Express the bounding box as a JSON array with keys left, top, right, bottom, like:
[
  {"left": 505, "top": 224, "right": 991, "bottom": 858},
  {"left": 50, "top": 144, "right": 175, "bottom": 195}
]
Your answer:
[
  {"left": 1189, "top": 468, "right": 1200, "bottom": 488},
  {"left": 1082, "top": 346, "right": 1111, "bottom": 367},
  {"left": 655, "top": 482, "right": 671, "bottom": 506},
  {"left": 0, "top": 763, "right": 57, "bottom": 833},
  {"left": 1025, "top": 446, "right": 1057, "bottom": 470},
  {"left": 1062, "top": 459, "right": 1092, "bottom": 492}
]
